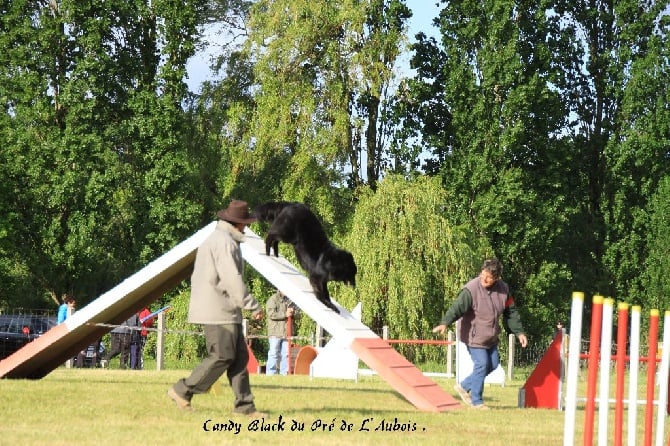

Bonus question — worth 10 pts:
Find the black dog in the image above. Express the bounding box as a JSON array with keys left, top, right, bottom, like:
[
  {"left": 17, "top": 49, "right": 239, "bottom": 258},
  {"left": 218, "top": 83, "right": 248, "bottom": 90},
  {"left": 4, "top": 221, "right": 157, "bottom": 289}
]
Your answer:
[{"left": 253, "top": 202, "right": 357, "bottom": 313}]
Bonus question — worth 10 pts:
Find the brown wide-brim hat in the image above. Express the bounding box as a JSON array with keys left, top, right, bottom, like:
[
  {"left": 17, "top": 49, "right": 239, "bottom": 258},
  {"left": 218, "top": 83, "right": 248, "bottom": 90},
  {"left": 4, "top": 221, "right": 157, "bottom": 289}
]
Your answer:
[{"left": 216, "top": 200, "right": 257, "bottom": 224}]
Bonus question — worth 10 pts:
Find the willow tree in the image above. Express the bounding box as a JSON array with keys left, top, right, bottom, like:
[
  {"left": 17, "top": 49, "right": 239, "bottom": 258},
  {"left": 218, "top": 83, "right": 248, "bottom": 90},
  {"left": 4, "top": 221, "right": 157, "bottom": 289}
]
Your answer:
[
  {"left": 334, "top": 174, "right": 489, "bottom": 362},
  {"left": 223, "top": 0, "right": 410, "bottom": 222}
]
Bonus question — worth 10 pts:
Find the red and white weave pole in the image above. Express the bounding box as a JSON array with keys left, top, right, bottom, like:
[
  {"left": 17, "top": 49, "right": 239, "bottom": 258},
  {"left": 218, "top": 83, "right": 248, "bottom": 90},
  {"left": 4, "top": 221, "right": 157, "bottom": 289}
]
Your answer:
[
  {"left": 563, "top": 291, "right": 585, "bottom": 446},
  {"left": 628, "top": 305, "right": 641, "bottom": 446},
  {"left": 597, "top": 298, "right": 614, "bottom": 446},
  {"left": 584, "top": 295, "right": 604, "bottom": 445},
  {"left": 563, "top": 294, "right": 669, "bottom": 446},
  {"left": 614, "top": 303, "right": 629, "bottom": 446},
  {"left": 655, "top": 311, "right": 670, "bottom": 446},
  {"left": 644, "top": 310, "right": 659, "bottom": 446}
]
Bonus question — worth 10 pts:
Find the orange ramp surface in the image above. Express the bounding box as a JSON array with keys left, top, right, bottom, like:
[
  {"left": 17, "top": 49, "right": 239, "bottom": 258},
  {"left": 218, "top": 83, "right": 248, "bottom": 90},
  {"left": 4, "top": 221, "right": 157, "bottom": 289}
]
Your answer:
[
  {"left": 351, "top": 337, "right": 461, "bottom": 412},
  {"left": 1, "top": 225, "right": 460, "bottom": 412}
]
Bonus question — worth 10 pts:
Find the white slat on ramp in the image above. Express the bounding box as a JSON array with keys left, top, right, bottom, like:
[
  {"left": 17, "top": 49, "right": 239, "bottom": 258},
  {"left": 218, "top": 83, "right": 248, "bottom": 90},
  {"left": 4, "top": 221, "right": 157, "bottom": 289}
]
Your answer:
[{"left": 240, "top": 229, "right": 378, "bottom": 342}]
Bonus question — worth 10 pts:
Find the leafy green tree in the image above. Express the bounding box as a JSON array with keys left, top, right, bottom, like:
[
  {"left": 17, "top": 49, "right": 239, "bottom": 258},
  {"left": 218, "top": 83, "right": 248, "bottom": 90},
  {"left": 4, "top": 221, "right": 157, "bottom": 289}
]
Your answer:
[
  {"left": 0, "top": 0, "right": 206, "bottom": 309},
  {"left": 405, "top": 0, "right": 576, "bottom": 338},
  {"left": 164, "top": 288, "right": 207, "bottom": 364},
  {"left": 351, "top": 0, "right": 412, "bottom": 190},
  {"left": 532, "top": 1, "right": 670, "bottom": 307},
  {"left": 642, "top": 176, "right": 670, "bottom": 311},
  {"left": 227, "top": 0, "right": 410, "bottom": 213},
  {"left": 401, "top": 0, "right": 670, "bottom": 337},
  {"left": 602, "top": 5, "right": 670, "bottom": 302},
  {"left": 196, "top": 49, "right": 265, "bottom": 207}
]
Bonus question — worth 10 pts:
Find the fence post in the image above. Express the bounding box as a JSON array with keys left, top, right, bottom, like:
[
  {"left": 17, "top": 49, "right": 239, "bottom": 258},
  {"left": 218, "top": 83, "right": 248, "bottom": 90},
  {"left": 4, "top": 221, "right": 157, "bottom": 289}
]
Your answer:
[
  {"left": 156, "top": 311, "right": 165, "bottom": 371},
  {"left": 382, "top": 325, "right": 388, "bottom": 340},
  {"left": 315, "top": 324, "right": 324, "bottom": 347},
  {"left": 65, "top": 305, "right": 74, "bottom": 368},
  {"left": 446, "top": 330, "right": 454, "bottom": 377},
  {"left": 507, "top": 333, "right": 515, "bottom": 381}
]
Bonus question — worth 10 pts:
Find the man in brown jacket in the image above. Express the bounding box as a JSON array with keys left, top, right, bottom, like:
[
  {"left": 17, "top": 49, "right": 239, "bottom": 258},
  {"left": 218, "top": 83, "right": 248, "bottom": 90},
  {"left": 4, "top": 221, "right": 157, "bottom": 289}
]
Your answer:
[{"left": 168, "top": 200, "right": 265, "bottom": 416}]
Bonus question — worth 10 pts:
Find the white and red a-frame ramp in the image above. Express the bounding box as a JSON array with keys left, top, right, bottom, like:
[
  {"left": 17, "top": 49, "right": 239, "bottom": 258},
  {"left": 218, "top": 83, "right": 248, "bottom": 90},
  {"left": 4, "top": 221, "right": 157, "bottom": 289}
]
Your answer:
[{"left": 0, "top": 224, "right": 459, "bottom": 412}]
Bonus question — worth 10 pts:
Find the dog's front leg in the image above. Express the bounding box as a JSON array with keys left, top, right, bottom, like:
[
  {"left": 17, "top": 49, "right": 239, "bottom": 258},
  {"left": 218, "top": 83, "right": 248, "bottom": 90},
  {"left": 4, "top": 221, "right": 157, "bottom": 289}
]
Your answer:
[
  {"left": 310, "top": 276, "right": 338, "bottom": 312},
  {"left": 265, "top": 236, "right": 275, "bottom": 256}
]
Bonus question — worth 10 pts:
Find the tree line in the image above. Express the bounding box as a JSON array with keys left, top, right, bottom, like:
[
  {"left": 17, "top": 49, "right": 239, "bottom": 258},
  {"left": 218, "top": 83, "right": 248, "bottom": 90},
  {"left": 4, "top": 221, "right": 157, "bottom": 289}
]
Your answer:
[{"left": 1, "top": 1, "right": 669, "bottom": 359}]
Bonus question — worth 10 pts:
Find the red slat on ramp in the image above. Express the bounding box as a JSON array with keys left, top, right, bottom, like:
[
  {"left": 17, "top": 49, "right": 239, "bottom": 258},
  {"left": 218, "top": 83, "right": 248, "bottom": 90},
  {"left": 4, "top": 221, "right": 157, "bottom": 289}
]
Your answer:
[{"left": 351, "top": 337, "right": 461, "bottom": 412}]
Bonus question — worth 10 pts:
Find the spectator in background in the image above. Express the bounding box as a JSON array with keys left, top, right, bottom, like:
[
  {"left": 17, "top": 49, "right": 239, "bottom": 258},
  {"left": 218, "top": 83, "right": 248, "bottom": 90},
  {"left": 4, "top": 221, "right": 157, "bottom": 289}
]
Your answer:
[
  {"left": 266, "top": 290, "right": 297, "bottom": 375},
  {"left": 128, "top": 319, "right": 142, "bottom": 370},
  {"left": 133, "top": 307, "right": 156, "bottom": 369},
  {"left": 57, "top": 295, "right": 76, "bottom": 323},
  {"left": 555, "top": 320, "right": 564, "bottom": 337},
  {"left": 76, "top": 339, "right": 103, "bottom": 368},
  {"left": 103, "top": 313, "right": 140, "bottom": 369}
]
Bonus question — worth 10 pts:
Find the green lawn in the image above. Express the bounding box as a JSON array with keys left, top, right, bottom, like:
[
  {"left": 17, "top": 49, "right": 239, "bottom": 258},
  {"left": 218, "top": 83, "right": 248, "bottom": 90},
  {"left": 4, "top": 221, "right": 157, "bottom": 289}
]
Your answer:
[{"left": 0, "top": 367, "right": 667, "bottom": 445}]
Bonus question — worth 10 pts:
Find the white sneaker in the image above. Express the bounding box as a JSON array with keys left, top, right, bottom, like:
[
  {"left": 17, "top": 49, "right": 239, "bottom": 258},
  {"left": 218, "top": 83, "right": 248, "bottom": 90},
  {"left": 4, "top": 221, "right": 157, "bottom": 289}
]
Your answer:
[{"left": 454, "top": 383, "right": 472, "bottom": 406}]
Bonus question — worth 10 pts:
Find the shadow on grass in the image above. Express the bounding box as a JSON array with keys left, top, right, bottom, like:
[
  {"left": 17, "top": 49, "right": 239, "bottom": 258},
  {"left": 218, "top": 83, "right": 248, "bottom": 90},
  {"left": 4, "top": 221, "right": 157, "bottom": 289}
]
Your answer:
[{"left": 253, "top": 382, "right": 399, "bottom": 395}]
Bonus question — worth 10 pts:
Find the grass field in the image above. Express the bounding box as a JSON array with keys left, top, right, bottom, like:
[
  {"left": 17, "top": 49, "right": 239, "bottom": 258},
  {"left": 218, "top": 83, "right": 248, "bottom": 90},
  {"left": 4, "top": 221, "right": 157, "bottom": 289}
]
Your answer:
[{"left": 0, "top": 367, "right": 668, "bottom": 445}]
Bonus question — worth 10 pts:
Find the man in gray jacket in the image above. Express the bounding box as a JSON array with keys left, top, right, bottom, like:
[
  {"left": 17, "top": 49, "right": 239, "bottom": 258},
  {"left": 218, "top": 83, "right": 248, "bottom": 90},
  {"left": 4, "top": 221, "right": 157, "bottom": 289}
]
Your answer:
[
  {"left": 168, "top": 200, "right": 265, "bottom": 416},
  {"left": 265, "top": 290, "right": 297, "bottom": 375}
]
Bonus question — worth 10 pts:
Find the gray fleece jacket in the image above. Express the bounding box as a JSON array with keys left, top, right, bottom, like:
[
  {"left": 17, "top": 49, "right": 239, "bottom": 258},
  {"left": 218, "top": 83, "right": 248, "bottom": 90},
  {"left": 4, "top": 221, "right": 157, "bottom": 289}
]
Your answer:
[{"left": 188, "top": 220, "right": 261, "bottom": 324}]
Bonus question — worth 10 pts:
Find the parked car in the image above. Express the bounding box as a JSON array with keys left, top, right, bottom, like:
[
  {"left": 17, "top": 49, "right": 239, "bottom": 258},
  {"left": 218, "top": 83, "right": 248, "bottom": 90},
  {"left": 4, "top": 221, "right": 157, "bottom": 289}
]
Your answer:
[{"left": 0, "top": 314, "right": 57, "bottom": 360}]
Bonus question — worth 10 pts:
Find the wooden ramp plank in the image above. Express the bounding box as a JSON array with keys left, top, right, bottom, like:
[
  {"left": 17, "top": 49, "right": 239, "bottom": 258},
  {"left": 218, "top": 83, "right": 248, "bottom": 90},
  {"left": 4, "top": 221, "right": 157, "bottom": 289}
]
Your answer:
[
  {"left": 240, "top": 229, "right": 378, "bottom": 343},
  {"left": 241, "top": 229, "right": 461, "bottom": 412},
  {"left": 351, "top": 337, "right": 461, "bottom": 412}
]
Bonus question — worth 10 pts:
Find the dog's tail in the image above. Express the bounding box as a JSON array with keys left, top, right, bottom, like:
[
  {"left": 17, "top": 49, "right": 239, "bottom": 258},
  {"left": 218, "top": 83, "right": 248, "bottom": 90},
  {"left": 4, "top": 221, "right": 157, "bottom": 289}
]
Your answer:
[{"left": 252, "top": 201, "right": 296, "bottom": 222}]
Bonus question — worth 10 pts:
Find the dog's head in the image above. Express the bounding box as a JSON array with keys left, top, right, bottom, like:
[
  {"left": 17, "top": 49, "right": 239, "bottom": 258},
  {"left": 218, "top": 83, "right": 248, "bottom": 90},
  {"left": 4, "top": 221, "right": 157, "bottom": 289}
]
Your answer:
[
  {"left": 323, "top": 249, "right": 357, "bottom": 287},
  {"left": 252, "top": 201, "right": 296, "bottom": 222}
]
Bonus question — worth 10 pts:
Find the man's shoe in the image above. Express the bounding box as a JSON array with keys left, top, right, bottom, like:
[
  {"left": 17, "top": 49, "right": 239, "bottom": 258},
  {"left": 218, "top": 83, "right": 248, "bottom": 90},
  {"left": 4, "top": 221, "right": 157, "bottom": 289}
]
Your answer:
[
  {"left": 454, "top": 383, "right": 472, "bottom": 406},
  {"left": 471, "top": 404, "right": 490, "bottom": 410},
  {"left": 167, "top": 387, "right": 193, "bottom": 411}
]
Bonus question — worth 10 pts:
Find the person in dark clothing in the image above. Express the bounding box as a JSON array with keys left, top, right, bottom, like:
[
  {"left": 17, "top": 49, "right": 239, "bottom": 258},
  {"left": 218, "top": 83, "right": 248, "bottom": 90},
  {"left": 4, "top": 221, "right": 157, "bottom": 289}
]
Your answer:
[
  {"left": 76, "top": 340, "right": 104, "bottom": 368},
  {"left": 103, "top": 314, "right": 140, "bottom": 369},
  {"left": 265, "top": 290, "right": 298, "bottom": 375},
  {"left": 432, "top": 258, "right": 528, "bottom": 409},
  {"left": 132, "top": 307, "right": 155, "bottom": 370}
]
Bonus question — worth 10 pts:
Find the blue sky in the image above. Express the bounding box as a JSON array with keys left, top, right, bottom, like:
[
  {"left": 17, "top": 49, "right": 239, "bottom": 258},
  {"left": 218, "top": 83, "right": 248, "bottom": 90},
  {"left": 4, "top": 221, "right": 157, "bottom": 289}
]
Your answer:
[
  {"left": 185, "top": 1, "right": 442, "bottom": 92},
  {"left": 407, "top": 0, "right": 441, "bottom": 39}
]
